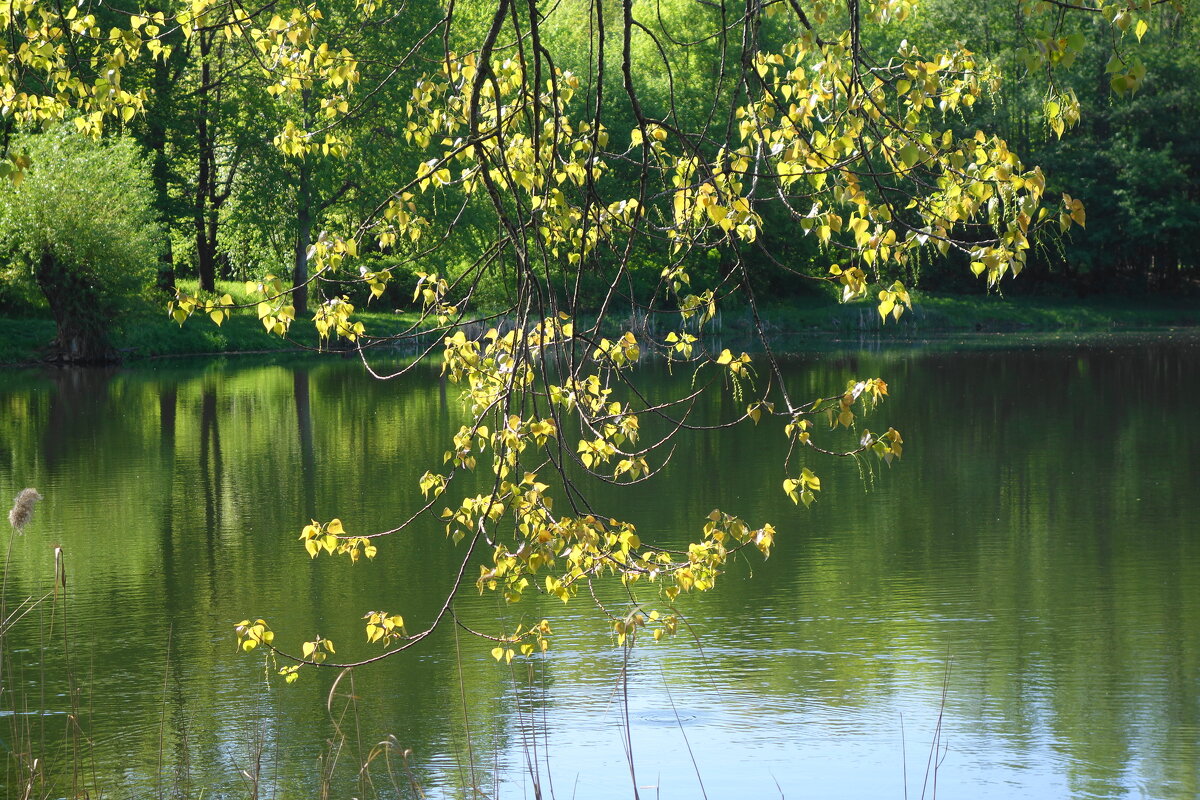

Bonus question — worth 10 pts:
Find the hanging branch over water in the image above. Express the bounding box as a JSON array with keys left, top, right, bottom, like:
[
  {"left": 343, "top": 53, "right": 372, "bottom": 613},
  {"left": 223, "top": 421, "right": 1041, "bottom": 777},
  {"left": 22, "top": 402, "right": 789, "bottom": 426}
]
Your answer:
[
  {"left": 225, "top": 0, "right": 1123, "bottom": 676},
  {"left": 0, "top": 0, "right": 1159, "bottom": 674}
]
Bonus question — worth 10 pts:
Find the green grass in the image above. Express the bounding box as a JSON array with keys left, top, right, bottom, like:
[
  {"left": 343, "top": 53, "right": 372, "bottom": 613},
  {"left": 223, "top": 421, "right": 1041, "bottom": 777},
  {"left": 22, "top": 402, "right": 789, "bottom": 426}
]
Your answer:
[
  {"left": 173, "top": 278, "right": 277, "bottom": 307},
  {"left": 0, "top": 303, "right": 428, "bottom": 365},
  {"left": 114, "top": 308, "right": 427, "bottom": 359},
  {"left": 1, "top": 290, "right": 1197, "bottom": 366},
  {"left": 0, "top": 317, "right": 58, "bottom": 363},
  {"left": 746, "top": 291, "right": 1200, "bottom": 335}
]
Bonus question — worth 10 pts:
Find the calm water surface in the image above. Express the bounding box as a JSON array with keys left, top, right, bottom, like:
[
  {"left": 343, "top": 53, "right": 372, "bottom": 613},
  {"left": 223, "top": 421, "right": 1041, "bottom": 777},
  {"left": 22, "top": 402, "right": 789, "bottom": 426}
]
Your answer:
[{"left": 1, "top": 332, "right": 1197, "bottom": 799}]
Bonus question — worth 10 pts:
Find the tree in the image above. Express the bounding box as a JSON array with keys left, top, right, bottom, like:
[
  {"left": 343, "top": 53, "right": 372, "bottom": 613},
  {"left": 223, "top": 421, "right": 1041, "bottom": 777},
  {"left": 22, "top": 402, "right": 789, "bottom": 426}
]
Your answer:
[
  {"left": 0, "top": 0, "right": 1167, "bottom": 672},
  {"left": 0, "top": 129, "right": 161, "bottom": 362},
  {"left": 1031, "top": 1, "right": 1200, "bottom": 291},
  {"left": 881, "top": 0, "right": 1200, "bottom": 294}
]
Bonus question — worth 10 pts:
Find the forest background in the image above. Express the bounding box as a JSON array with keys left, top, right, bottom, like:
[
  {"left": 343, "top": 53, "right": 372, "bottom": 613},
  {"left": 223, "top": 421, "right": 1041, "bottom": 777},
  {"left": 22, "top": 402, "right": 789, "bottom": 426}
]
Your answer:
[{"left": 0, "top": 0, "right": 1196, "bottom": 365}]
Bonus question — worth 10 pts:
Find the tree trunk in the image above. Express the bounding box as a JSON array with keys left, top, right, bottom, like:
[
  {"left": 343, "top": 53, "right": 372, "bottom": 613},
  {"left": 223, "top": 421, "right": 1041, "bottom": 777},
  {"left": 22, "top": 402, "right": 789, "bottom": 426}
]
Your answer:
[
  {"left": 293, "top": 155, "right": 313, "bottom": 312},
  {"left": 148, "top": 25, "right": 177, "bottom": 294},
  {"left": 34, "top": 251, "right": 117, "bottom": 364},
  {"left": 195, "top": 29, "right": 216, "bottom": 292},
  {"left": 206, "top": 201, "right": 220, "bottom": 283}
]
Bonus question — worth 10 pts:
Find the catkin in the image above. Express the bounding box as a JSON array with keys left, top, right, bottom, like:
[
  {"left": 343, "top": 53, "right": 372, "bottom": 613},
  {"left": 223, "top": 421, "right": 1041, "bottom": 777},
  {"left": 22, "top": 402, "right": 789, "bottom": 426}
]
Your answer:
[{"left": 8, "top": 488, "right": 43, "bottom": 533}]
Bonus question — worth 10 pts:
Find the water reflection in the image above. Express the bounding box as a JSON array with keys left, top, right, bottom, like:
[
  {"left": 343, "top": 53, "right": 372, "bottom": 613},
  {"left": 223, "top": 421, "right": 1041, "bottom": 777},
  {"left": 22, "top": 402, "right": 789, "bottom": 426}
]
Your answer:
[{"left": 0, "top": 335, "right": 1197, "bottom": 799}]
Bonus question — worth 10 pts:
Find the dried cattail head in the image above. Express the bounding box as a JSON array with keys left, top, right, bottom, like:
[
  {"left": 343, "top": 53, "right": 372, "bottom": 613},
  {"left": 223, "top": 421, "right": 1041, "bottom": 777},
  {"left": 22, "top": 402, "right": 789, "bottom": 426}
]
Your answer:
[{"left": 8, "top": 488, "right": 43, "bottom": 533}]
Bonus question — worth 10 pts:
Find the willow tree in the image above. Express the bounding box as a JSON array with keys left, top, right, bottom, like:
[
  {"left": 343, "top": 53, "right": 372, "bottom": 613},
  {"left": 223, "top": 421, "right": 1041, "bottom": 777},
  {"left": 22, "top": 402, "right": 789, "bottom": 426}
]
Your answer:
[
  {"left": 0, "top": 0, "right": 1166, "bottom": 669},
  {"left": 0, "top": 130, "right": 159, "bottom": 362}
]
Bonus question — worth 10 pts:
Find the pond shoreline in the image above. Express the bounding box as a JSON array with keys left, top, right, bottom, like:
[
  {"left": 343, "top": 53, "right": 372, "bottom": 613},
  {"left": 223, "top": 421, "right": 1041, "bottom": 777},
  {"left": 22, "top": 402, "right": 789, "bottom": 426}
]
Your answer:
[{"left": 2, "top": 292, "right": 1197, "bottom": 367}]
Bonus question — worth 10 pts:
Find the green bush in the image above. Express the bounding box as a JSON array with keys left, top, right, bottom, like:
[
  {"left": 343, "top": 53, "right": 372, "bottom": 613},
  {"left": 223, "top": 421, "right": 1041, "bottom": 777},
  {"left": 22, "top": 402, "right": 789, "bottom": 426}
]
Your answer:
[{"left": 0, "top": 127, "right": 162, "bottom": 361}]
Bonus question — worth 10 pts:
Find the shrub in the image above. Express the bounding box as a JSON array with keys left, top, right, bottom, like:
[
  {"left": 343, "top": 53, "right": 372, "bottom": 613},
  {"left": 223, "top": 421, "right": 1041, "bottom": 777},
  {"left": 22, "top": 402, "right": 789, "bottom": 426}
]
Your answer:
[{"left": 0, "top": 128, "right": 162, "bottom": 362}]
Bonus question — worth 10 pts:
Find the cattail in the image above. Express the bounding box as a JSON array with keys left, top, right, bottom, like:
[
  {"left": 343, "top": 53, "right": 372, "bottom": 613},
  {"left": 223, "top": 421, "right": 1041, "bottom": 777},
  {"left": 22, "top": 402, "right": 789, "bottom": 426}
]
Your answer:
[
  {"left": 53, "top": 545, "right": 66, "bottom": 590},
  {"left": 8, "top": 488, "right": 43, "bottom": 533}
]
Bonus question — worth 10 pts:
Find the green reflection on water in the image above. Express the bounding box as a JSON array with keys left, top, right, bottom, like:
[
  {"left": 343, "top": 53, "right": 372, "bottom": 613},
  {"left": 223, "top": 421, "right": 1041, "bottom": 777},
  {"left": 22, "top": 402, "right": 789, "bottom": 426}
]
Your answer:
[{"left": 1, "top": 335, "right": 1197, "bottom": 799}]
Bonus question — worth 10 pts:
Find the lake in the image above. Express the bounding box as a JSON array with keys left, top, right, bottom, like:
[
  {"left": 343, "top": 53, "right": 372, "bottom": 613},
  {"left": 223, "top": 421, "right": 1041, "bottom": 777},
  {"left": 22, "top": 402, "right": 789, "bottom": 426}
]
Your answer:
[{"left": 1, "top": 331, "right": 1197, "bottom": 799}]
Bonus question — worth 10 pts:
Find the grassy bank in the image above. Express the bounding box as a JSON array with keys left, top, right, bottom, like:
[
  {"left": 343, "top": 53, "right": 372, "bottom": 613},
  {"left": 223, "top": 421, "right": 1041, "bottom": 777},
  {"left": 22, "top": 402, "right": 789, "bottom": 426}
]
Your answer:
[
  {"left": 1, "top": 287, "right": 1197, "bottom": 366},
  {"left": 0, "top": 311, "right": 426, "bottom": 365},
  {"left": 748, "top": 291, "right": 1200, "bottom": 336}
]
